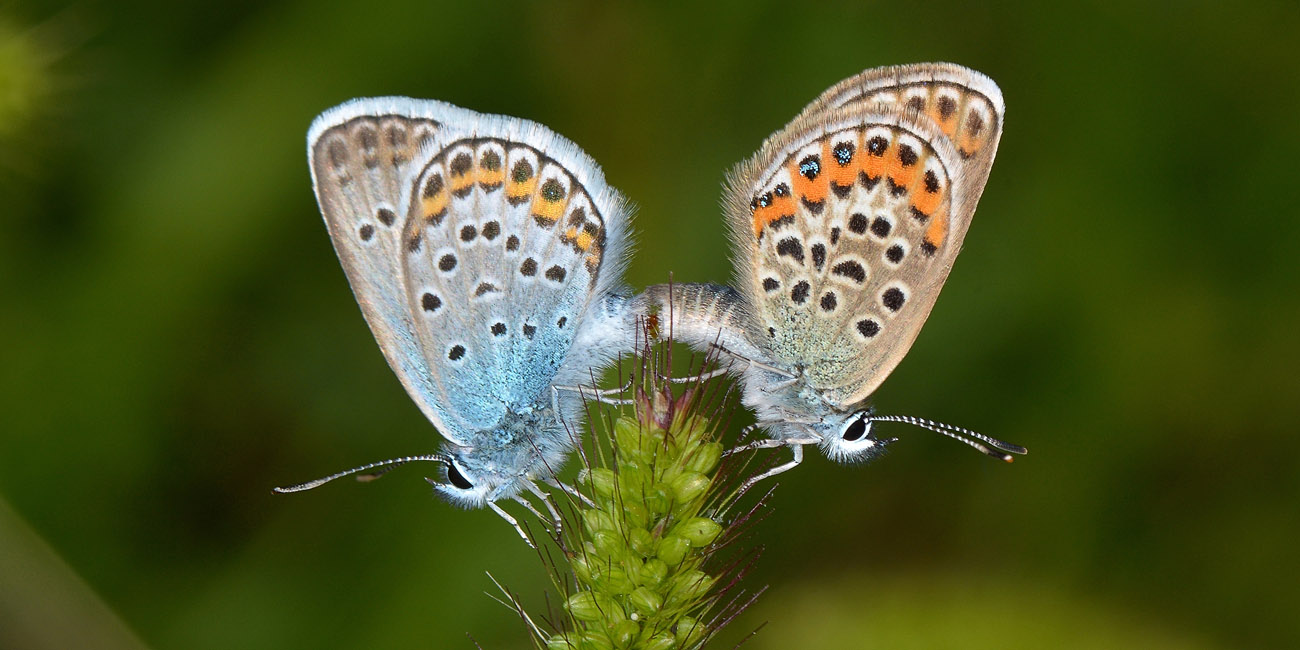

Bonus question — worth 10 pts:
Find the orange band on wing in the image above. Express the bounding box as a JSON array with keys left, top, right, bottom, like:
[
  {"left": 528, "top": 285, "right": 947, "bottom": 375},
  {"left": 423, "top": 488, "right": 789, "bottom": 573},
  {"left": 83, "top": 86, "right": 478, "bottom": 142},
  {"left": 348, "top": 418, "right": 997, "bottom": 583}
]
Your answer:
[
  {"left": 751, "top": 193, "right": 795, "bottom": 236},
  {"left": 422, "top": 190, "right": 448, "bottom": 221},
  {"left": 828, "top": 135, "right": 861, "bottom": 189},
  {"left": 861, "top": 140, "right": 888, "bottom": 181},
  {"left": 478, "top": 166, "right": 503, "bottom": 188},
  {"left": 884, "top": 147, "right": 918, "bottom": 191},
  {"left": 924, "top": 207, "right": 949, "bottom": 249},
  {"left": 448, "top": 157, "right": 475, "bottom": 195},
  {"left": 531, "top": 190, "right": 569, "bottom": 226},
  {"left": 789, "top": 143, "right": 829, "bottom": 205},
  {"left": 506, "top": 175, "right": 537, "bottom": 203},
  {"left": 911, "top": 182, "right": 943, "bottom": 217}
]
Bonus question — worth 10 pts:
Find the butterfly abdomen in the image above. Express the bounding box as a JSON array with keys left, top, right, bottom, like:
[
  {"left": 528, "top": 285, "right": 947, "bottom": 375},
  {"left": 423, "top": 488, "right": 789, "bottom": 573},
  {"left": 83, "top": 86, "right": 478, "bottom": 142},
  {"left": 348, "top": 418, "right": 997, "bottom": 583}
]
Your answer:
[{"left": 637, "top": 283, "right": 766, "bottom": 363}]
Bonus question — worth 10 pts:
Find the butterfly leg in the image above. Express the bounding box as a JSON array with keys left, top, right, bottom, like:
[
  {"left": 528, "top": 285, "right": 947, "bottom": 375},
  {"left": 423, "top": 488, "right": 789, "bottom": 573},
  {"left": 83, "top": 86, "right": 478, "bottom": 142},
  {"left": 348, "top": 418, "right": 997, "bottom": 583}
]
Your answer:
[
  {"left": 708, "top": 343, "right": 797, "bottom": 379},
  {"left": 551, "top": 383, "right": 635, "bottom": 409},
  {"left": 738, "top": 443, "right": 807, "bottom": 494},
  {"left": 525, "top": 482, "right": 564, "bottom": 534},
  {"left": 489, "top": 501, "right": 535, "bottom": 548},
  {"left": 725, "top": 434, "right": 818, "bottom": 458},
  {"left": 546, "top": 478, "right": 597, "bottom": 507},
  {"left": 659, "top": 365, "right": 733, "bottom": 384}
]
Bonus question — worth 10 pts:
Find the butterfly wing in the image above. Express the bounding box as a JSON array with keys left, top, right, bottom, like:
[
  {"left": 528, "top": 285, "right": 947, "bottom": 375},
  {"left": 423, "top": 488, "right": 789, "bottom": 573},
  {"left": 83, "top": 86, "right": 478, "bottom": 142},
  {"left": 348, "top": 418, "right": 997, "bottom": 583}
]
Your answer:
[
  {"left": 724, "top": 64, "right": 1004, "bottom": 407},
  {"left": 309, "top": 98, "right": 629, "bottom": 444},
  {"left": 790, "top": 62, "right": 1003, "bottom": 206}
]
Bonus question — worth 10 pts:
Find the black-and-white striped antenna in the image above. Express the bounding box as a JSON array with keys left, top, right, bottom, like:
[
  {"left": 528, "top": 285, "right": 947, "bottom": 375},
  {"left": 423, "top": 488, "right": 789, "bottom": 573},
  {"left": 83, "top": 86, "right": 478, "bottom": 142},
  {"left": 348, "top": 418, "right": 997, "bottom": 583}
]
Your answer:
[
  {"left": 273, "top": 454, "right": 451, "bottom": 493},
  {"left": 868, "top": 415, "right": 1028, "bottom": 462}
]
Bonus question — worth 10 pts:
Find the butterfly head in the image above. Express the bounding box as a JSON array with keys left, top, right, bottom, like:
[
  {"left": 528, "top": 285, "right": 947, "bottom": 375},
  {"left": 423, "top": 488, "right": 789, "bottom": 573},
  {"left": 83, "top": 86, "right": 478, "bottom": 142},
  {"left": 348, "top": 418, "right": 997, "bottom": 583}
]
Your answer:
[
  {"left": 431, "top": 410, "right": 574, "bottom": 508},
  {"left": 429, "top": 446, "right": 543, "bottom": 508},
  {"left": 807, "top": 408, "right": 896, "bottom": 464}
]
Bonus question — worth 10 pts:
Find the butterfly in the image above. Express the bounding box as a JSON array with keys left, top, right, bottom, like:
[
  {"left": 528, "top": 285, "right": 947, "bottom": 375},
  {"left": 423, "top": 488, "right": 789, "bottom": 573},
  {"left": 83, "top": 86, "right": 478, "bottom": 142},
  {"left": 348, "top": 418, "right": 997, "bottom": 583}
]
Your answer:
[
  {"left": 277, "top": 97, "right": 635, "bottom": 540},
  {"left": 639, "top": 63, "right": 1026, "bottom": 486}
]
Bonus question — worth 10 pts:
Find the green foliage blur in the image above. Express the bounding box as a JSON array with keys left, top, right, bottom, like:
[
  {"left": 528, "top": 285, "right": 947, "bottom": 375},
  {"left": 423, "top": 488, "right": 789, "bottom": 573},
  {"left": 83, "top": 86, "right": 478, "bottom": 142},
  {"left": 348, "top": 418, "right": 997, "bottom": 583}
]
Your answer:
[{"left": 2, "top": 1, "right": 1298, "bottom": 648}]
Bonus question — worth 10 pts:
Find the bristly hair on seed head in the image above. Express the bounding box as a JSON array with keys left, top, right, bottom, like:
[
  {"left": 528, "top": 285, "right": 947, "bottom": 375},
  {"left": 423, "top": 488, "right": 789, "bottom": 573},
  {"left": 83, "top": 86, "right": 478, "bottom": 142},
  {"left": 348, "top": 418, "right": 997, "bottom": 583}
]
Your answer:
[{"left": 502, "top": 307, "right": 775, "bottom": 650}]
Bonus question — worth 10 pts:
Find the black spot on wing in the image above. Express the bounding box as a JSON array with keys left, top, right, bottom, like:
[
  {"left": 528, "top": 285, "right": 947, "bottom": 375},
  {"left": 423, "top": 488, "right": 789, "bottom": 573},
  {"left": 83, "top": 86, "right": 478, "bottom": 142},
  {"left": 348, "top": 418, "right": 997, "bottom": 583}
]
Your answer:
[
  {"left": 882, "top": 287, "right": 906, "bottom": 312},
  {"left": 790, "top": 281, "right": 810, "bottom": 304},
  {"left": 857, "top": 319, "right": 880, "bottom": 338},
  {"left": 776, "top": 237, "right": 804, "bottom": 263},
  {"left": 831, "top": 260, "right": 866, "bottom": 283},
  {"left": 848, "top": 213, "right": 868, "bottom": 235},
  {"left": 870, "top": 217, "right": 891, "bottom": 237},
  {"left": 938, "top": 96, "right": 957, "bottom": 119}
]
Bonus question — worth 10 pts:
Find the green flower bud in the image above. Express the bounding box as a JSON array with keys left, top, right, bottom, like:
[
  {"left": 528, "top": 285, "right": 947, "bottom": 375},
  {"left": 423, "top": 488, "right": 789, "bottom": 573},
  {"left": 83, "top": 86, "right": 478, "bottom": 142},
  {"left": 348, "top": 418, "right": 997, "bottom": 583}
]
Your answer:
[
  {"left": 641, "top": 632, "right": 677, "bottom": 650},
  {"left": 669, "top": 472, "right": 710, "bottom": 507},
  {"left": 644, "top": 483, "right": 673, "bottom": 516},
  {"left": 628, "top": 527, "right": 655, "bottom": 556},
  {"left": 667, "top": 570, "right": 715, "bottom": 608},
  {"left": 674, "top": 615, "right": 705, "bottom": 647},
  {"left": 685, "top": 442, "right": 722, "bottom": 475},
  {"left": 596, "top": 566, "right": 635, "bottom": 595},
  {"left": 547, "top": 633, "right": 575, "bottom": 650},
  {"left": 672, "top": 517, "right": 722, "bottom": 547},
  {"left": 609, "top": 619, "right": 640, "bottom": 649},
  {"left": 583, "top": 509, "right": 616, "bottom": 536},
  {"left": 591, "top": 529, "right": 624, "bottom": 558},
  {"left": 614, "top": 418, "right": 643, "bottom": 457},
  {"left": 571, "top": 553, "right": 594, "bottom": 583},
  {"left": 638, "top": 558, "right": 669, "bottom": 588},
  {"left": 655, "top": 535, "right": 691, "bottom": 565},
  {"left": 628, "top": 586, "right": 664, "bottom": 615},
  {"left": 587, "top": 468, "right": 616, "bottom": 499},
  {"left": 567, "top": 592, "right": 622, "bottom": 622},
  {"left": 579, "top": 630, "right": 615, "bottom": 650}
]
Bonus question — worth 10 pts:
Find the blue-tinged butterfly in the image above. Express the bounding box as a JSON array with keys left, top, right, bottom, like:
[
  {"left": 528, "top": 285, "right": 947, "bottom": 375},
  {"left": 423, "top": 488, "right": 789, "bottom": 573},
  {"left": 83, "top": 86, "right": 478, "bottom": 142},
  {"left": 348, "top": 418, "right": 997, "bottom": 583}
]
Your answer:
[
  {"left": 277, "top": 98, "right": 634, "bottom": 540},
  {"left": 639, "top": 63, "right": 1025, "bottom": 486}
]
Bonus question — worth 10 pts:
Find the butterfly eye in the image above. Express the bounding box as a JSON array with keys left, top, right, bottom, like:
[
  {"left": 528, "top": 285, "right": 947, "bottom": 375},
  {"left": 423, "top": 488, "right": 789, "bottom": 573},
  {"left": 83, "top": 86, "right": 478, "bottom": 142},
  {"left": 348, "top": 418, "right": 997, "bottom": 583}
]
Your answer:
[
  {"left": 445, "top": 462, "right": 474, "bottom": 490},
  {"left": 841, "top": 416, "right": 870, "bottom": 442}
]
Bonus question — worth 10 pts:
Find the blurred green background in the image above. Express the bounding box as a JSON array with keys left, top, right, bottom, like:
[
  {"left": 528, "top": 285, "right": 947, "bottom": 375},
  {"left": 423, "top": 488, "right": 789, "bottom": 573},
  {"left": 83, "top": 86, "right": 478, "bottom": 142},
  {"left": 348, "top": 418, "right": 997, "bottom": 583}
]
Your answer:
[{"left": 3, "top": 1, "right": 1298, "bottom": 648}]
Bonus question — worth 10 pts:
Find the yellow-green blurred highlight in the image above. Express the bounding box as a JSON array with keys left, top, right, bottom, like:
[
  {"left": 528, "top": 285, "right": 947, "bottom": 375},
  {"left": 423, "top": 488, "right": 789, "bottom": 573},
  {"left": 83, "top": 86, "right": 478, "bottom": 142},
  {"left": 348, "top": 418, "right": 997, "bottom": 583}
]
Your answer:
[{"left": 0, "top": 15, "right": 51, "bottom": 171}]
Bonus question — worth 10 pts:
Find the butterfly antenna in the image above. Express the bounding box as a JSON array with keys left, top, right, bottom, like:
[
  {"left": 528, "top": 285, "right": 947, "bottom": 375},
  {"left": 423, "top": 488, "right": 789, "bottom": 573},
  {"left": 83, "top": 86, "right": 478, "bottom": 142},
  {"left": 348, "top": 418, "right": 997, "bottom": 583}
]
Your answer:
[
  {"left": 868, "top": 415, "right": 1027, "bottom": 462},
  {"left": 273, "top": 454, "right": 451, "bottom": 493}
]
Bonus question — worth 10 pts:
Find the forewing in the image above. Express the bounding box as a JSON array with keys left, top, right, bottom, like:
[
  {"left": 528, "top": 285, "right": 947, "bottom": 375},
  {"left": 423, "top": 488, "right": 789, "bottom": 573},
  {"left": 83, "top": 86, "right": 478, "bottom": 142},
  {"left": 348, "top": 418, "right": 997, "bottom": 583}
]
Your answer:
[
  {"left": 309, "top": 98, "right": 629, "bottom": 443},
  {"left": 307, "top": 100, "right": 461, "bottom": 435},
  {"left": 397, "top": 105, "right": 629, "bottom": 430},
  {"left": 791, "top": 62, "right": 1003, "bottom": 204},
  {"left": 725, "top": 66, "right": 1003, "bottom": 407}
]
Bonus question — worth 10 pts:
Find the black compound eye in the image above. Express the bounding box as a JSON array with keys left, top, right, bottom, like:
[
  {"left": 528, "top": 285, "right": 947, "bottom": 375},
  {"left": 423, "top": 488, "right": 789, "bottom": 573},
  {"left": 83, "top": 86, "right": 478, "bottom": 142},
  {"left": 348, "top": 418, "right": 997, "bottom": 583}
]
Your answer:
[
  {"left": 842, "top": 416, "right": 869, "bottom": 442},
  {"left": 446, "top": 463, "right": 474, "bottom": 490}
]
